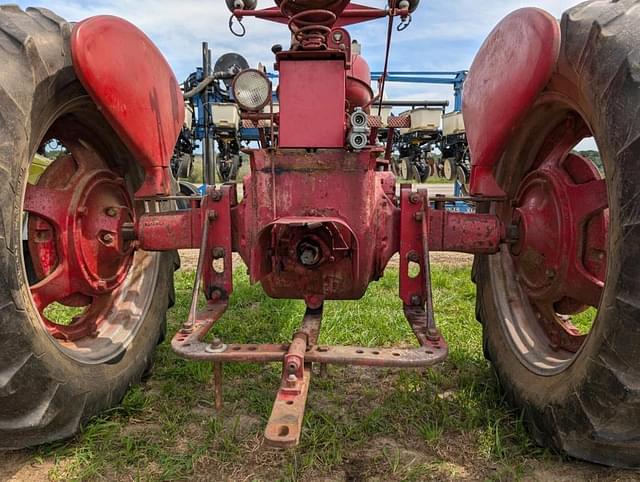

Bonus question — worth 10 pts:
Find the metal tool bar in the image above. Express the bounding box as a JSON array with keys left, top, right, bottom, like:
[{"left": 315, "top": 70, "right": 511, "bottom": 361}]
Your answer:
[{"left": 264, "top": 306, "right": 323, "bottom": 448}]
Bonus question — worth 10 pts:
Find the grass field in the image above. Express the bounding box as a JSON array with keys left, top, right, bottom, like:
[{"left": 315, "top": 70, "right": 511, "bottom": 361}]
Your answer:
[{"left": 0, "top": 260, "right": 635, "bottom": 481}]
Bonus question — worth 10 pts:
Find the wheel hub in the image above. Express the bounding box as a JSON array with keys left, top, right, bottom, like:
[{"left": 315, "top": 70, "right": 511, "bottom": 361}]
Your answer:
[
  {"left": 510, "top": 145, "right": 608, "bottom": 351},
  {"left": 25, "top": 150, "right": 136, "bottom": 340}
]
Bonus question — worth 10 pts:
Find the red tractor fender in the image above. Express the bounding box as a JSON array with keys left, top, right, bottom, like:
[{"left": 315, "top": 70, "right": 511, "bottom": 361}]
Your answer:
[
  {"left": 71, "top": 16, "right": 184, "bottom": 198},
  {"left": 463, "top": 8, "right": 560, "bottom": 197}
]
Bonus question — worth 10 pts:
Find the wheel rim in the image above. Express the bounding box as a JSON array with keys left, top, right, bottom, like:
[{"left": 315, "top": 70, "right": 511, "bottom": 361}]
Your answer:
[
  {"left": 21, "top": 98, "right": 160, "bottom": 363},
  {"left": 493, "top": 99, "right": 608, "bottom": 374},
  {"left": 443, "top": 158, "right": 454, "bottom": 180},
  {"left": 400, "top": 159, "right": 409, "bottom": 180}
]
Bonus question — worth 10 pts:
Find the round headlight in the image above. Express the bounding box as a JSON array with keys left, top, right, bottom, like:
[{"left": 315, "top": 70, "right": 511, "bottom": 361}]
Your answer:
[{"left": 232, "top": 69, "right": 272, "bottom": 112}]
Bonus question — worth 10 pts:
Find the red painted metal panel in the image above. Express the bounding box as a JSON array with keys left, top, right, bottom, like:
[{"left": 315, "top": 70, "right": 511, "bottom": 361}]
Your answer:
[
  {"left": 235, "top": 3, "right": 387, "bottom": 28},
  {"left": 463, "top": 8, "right": 560, "bottom": 196},
  {"left": 278, "top": 60, "right": 346, "bottom": 148},
  {"left": 71, "top": 16, "right": 184, "bottom": 197}
]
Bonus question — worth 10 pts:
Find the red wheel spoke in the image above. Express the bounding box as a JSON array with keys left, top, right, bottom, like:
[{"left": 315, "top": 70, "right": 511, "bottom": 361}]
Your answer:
[
  {"left": 24, "top": 184, "right": 73, "bottom": 228},
  {"left": 30, "top": 266, "right": 75, "bottom": 312},
  {"left": 562, "top": 265, "right": 604, "bottom": 308},
  {"left": 538, "top": 117, "right": 590, "bottom": 170},
  {"left": 568, "top": 178, "right": 608, "bottom": 224}
]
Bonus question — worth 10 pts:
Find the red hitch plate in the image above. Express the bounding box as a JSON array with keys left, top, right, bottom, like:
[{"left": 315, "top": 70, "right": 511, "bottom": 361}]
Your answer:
[
  {"left": 463, "top": 8, "right": 560, "bottom": 197},
  {"left": 71, "top": 16, "right": 184, "bottom": 197}
]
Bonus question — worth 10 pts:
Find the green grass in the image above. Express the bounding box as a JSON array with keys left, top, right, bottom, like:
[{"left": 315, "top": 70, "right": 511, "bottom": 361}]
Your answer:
[{"left": 29, "top": 265, "right": 574, "bottom": 481}]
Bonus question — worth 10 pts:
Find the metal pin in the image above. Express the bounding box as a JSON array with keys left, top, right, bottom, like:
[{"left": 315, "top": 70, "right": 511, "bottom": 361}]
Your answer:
[{"left": 213, "top": 362, "right": 223, "bottom": 411}]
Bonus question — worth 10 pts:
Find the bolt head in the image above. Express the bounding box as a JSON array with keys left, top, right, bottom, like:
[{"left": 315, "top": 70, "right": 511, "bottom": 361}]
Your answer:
[
  {"left": 101, "top": 233, "right": 114, "bottom": 244},
  {"left": 409, "top": 193, "right": 421, "bottom": 204},
  {"left": 106, "top": 207, "right": 118, "bottom": 218},
  {"left": 211, "top": 337, "right": 222, "bottom": 348},
  {"left": 407, "top": 251, "right": 420, "bottom": 263}
]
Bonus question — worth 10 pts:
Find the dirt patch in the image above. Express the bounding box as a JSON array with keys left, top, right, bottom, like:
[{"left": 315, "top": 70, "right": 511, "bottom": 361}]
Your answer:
[
  {"left": 0, "top": 451, "right": 54, "bottom": 482},
  {"left": 178, "top": 250, "right": 474, "bottom": 273}
]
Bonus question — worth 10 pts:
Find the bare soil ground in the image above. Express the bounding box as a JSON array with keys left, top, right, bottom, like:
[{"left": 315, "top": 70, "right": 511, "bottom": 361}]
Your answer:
[{"left": 177, "top": 250, "right": 475, "bottom": 272}]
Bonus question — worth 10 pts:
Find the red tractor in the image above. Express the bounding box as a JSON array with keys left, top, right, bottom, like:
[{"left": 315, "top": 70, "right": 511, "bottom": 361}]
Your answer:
[{"left": 0, "top": 0, "right": 637, "bottom": 467}]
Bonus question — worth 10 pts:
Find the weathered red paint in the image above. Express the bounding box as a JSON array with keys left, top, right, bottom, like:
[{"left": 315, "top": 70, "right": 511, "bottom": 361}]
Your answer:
[
  {"left": 237, "top": 148, "right": 396, "bottom": 301},
  {"left": 464, "top": 8, "right": 561, "bottom": 196},
  {"left": 71, "top": 16, "right": 184, "bottom": 197},
  {"left": 277, "top": 59, "right": 347, "bottom": 148}
]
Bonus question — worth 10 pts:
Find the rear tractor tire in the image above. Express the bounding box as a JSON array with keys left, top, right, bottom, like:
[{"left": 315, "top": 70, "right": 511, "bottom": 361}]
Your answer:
[
  {"left": 474, "top": 0, "right": 640, "bottom": 467},
  {"left": 0, "top": 6, "right": 176, "bottom": 448}
]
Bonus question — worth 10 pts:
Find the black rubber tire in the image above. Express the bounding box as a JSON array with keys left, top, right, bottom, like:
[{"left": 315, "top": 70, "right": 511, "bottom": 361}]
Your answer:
[
  {"left": 474, "top": 0, "right": 640, "bottom": 467},
  {"left": 0, "top": 6, "right": 176, "bottom": 449}
]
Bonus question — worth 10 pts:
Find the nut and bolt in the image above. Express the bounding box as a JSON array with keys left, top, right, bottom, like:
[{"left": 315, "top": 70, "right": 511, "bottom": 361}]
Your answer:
[
  {"left": 409, "top": 193, "right": 421, "bottom": 205},
  {"left": 407, "top": 251, "right": 420, "bottom": 263},
  {"left": 105, "top": 207, "right": 118, "bottom": 217},
  {"left": 101, "top": 233, "right": 114, "bottom": 244},
  {"left": 204, "top": 337, "right": 228, "bottom": 353},
  {"left": 410, "top": 295, "right": 422, "bottom": 306},
  {"left": 298, "top": 241, "right": 322, "bottom": 267}
]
